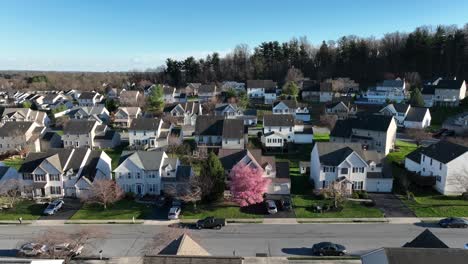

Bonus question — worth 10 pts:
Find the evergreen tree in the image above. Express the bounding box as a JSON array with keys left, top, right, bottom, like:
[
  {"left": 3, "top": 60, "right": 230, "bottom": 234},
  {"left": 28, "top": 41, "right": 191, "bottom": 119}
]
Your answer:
[
  {"left": 409, "top": 87, "right": 425, "bottom": 107},
  {"left": 201, "top": 152, "right": 225, "bottom": 201},
  {"left": 282, "top": 81, "right": 299, "bottom": 98},
  {"left": 147, "top": 84, "right": 164, "bottom": 113}
]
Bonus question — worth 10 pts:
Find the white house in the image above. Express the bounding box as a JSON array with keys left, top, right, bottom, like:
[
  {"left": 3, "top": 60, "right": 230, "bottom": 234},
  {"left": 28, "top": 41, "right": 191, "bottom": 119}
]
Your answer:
[
  {"left": 113, "top": 107, "right": 142, "bottom": 128},
  {"left": 214, "top": 103, "right": 242, "bottom": 118},
  {"left": 262, "top": 114, "right": 295, "bottom": 149},
  {"left": 194, "top": 116, "right": 246, "bottom": 149},
  {"left": 19, "top": 148, "right": 112, "bottom": 199},
  {"left": 63, "top": 105, "right": 110, "bottom": 123},
  {"left": 246, "top": 80, "right": 277, "bottom": 104},
  {"left": 1, "top": 108, "right": 50, "bottom": 126},
  {"left": 272, "top": 100, "right": 310, "bottom": 121},
  {"left": 163, "top": 102, "right": 202, "bottom": 126},
  {"left": 221, "top": 81, "right": 245, "bottom": 93},
  {"left": 310, "top": 142, "right": 393, "bottom": 193},
  {"left": 325, "top": 101, "right": 357, "bottom": 120},
  {"left": 0, "top": 121, "right": 45, "bottom": 154},
  {"left": 405, "top": 141, "right": 468, "bottom": 195},
  {"left": 380, "top": 104, "right": 431, "bottom": 129},
  {"left": 77, "top": 92, "right": 104, "bottom": 106},
  {"left": 62, "top": 120, "right": 120, "bottom": 149},
  {"left": 362, "top": 79, "right": 407, "bottom": 104},
  {"left": 114, "top": 151, "right": 193, "bottom": 196},
  {"left": 128, "top": 118, "right": 163, "bottom": 149},
  {"left": 422, "top": 78, "right": 467, "bottom": 107}
]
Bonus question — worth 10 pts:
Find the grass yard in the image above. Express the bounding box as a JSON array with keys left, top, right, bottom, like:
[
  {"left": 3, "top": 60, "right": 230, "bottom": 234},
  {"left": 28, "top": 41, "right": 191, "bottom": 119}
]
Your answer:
[
  {"left": 71, "top": 199, "right": 153, "bottom": 220},
  {"left": 430, "top": 106, "right": 467, "bottom": 127},
  {"left": 399, "top": 192, "right": 468, "bottom": 217},
  {"left": 387, "top": 140, "right": 418, "bottom": 164},
  {"left": 293, "top": 195, "right": 384, "bottom": 218},
  {"left": 181, "top": 202, "right": 263, "bottom": 219},
  {"left": 103, "top": 143, "right": 128, "bottom": 170},
  {"left": 2, "top": 156, "right": 24, "bottom": 170},
  {"left": 313, "top": 133, "right": 330, "bottom": 142},
  {"left": 0, "top": 200, "right": 46, "bottom": 220}
]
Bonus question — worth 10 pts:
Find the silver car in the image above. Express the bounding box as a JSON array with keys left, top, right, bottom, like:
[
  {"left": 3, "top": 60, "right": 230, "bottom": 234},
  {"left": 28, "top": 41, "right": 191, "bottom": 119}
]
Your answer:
[
  {"left": 18, "top": 242, "right": 47, "bottom": 257},
  {"left": 43, "top": 200, "right": 64, "bottom": 215}
]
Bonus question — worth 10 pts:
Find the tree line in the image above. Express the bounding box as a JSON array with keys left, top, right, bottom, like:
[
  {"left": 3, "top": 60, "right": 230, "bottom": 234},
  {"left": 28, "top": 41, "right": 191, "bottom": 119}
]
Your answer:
[{"left": 131, "top": 24, "right": 468, "bottom": 89}]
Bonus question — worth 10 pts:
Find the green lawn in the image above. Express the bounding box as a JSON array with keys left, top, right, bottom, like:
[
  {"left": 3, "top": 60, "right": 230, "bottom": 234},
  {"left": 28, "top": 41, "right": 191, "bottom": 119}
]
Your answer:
[
  {"left": 103, "top": 143, "right": 128, "bottom": 170},
  {"left": 430, "top": 106, "right": 467, "bottom": 127},
  {"left": 54, "top": 130, "right": 64, "bottom": 136},
  {"left": 0, "top": 200, "right": 46, "bottom": 220},
  {"left": 2, "top": 157, "right": 24, "bottom": 170},
  {"left": 313, "top": 133, "right": 330, "bottom": 142},
  {"left": 293, "top": 195, "right": 384, "bottom": 218},
  {"left": 71, "top": 199, "right": 153, "bottom": 220},
  {"left": 387, "top": 140, "right": 418, "bottom": 164},
  {"left": 181, "top": 202, "right": 263, "bottom": 219},
  {"left": 399, "top": 192, "right": 468, "bottom": 217}
]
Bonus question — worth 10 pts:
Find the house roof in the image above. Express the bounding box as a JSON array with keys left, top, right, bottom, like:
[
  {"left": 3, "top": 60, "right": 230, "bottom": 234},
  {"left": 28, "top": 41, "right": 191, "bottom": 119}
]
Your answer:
[
  {"left": 246, "top": 80, "right": 276, "bottom": 89},
  {"left": 263, "top": 114, "right": 294, "bottom": 127},
  {"left": 163, "top": 86, "right": 175, "bottom": 95},
  {"left": 405, "top": 107, "right": 429, "bottom": 122},
  {"left": 129, "top": 118, "right": 161, "bottom": 131},
  {"left": 120, "top": 90, "right": 139, "bottom": 98},
  {"left": 79, "top": 91, "right": 98, "bottom": 100},
  {"left": 215, "top": 103, "right": 238, "bottom": 112},
  {"left": 273, "top": 100, "right": 297, "bottom": 109},
  {"left": 381, "top": 79, "right": 405, "bottom": 88},
  {"left": 119, "top": 151, "right": 166, "bottom": 171},
  {"left": 330, "top": 115, "right": 393, "bottom": 138},
  {"left": 222, "top": 119, "right": 244, "bottom": 139},
  {"left": 0, "top": 121, "right": 34, "bottom": 137},
  {"left": 198, "top": 84, "right": 217, "bottom": 94},
  {"left": 142, "top": 256, "right": 242, "bottom": 264},
  {"left": 275, "top": 162, "right": 290, "bottom": 179},
  {"left": 418, "top": 140, "right": 468, "bottom": 164},
  {"left": 63, "top": 120, "right": 96, "bottom": 134},
  {"left": 41, "top": 131, "right": 58, "bottom": 141},
  {"left": 159, "top": 233, "right": 210, "bottom": 256},
  {"left": 68, "top": 106, "right": 107, "bottom": 116},
  {"left": 218, "top": 148, "right": 275, "bottom": 172},
  {"left": 422, "top": 84, "right": 436, "bottom": 95},
  {"left": 403, "top": 229, "right": 449, "bottom": 248},
  {"left": 302, "top": 80, "right": 320, "bottom": 92},
  {"left": 435, "top": 79, "right": 464, "bottom": 90},
  {"left": 393, "top": 103, "right": 410, "bottom": 113},
  {"left": 406, "top": 147, "right": 423, "bottom": 163},
  {"left": 315, "top": 142, "right": 385, "bottom": 166},
  {"left": 320, "top": 82, "right": 333, "bottom": 92},
  {"left": 0, "top": 166, "right": 11, "bottom": 180},
  {"left": 118, "top": 107, "right": 141, "bottom": 116},
  {"left": 326, "top": 101, "right": 346, "bottom": 109},
  {"left": 174, "top": 165, "right": 192, "bottom": 182},
  {"left": 194, "top": 116, "right": 224, "bottom": 136},
  {"left": 377, "top": 248, "right": 468, "bottom": 264}
]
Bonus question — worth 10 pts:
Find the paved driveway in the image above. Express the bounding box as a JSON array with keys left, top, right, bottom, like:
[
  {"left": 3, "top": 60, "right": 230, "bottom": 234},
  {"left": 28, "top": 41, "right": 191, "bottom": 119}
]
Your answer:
[
  {"left": 369, "top": 193, "right": 415, "bottom": 217},
  {"left": 38, "top": 198, "right": 81, "bottom": 220}
]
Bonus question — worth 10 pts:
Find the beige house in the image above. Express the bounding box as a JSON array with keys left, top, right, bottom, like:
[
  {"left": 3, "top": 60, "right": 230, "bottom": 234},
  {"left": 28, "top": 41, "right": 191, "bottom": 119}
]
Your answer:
[
  {"left": 0, "top": 121, "right": 45, "bottom": 153},
  {"left": 62, "top": 120, "right": 120, "bottom": 149},
  {"left": 113, "top": 107, "right": 142, "bottom": 128},
  {"left": 1, "top": 108, "right": 50, "bottom": 126}
]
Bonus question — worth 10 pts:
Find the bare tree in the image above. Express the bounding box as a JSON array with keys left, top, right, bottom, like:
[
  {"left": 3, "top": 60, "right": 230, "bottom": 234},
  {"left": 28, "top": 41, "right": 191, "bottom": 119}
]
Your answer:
[
  {"left": 319, "top": 114, "right": 338, "bottom": 130},
  {"left": 142, "top": 226, "right": 199, "bottom": 256},
  {"left": 165, "top": 176, "right": 202, "bottom": 209},
  {"left": 285, "top": 67, "right": 304, "bottom": 83},
  {"left": 0, "top": 179, "right": 24, "bottom": 208},
  {"left": 321, "top": 181, "right": 348, "bottom": 208},
  {"left": 404, "top": 128, "right": 431, "bottom": 146},
  {"left": 81, "top": 179, "right": 124, "bottom": 209}
]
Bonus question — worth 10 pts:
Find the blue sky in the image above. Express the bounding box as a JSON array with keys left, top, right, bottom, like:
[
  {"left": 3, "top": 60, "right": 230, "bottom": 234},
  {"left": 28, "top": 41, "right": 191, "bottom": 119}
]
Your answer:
[{"left": 1, "top": 0, "right": 467, "bottom": 72}]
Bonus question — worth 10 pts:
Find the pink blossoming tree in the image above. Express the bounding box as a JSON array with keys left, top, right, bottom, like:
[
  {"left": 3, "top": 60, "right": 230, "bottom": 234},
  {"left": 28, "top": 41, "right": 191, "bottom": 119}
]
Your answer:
[{"left": 229, "top": 163, "right": 271, "bottom": 207}]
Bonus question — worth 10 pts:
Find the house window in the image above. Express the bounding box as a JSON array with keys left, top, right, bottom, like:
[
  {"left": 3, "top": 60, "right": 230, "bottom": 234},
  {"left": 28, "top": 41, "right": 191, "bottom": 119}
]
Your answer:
[
  {"left": 137, "top": 172, "right": 141, "bottom": 179},
  {"left": 289, "top": 127, "right": 292, "bottom": 132},
  {"left": 34, "top": 174, "right": 46, "bottom": 181},
  {"left": 127, "top": 172, "right": 132, "bottom": 179},
  {"left": 436, "top": 176, "right": 442, "bottom": 182},
  {"left": 49, "top": 174, "right": 60, "bottom": 181},
  {"left": 352, "top": 181, "right": 363, "bottom": 190},
  {"left": 340, "top": 168, "right": 348, "bottom": 174},
  {"left": 422, "top": 155, "right": 425, "bottom": 162},
  {"left": 143, "top": 131, "right": 146, "bottom": 136},
  {"left": 439, "top": 163, "right": 442, "bottom": 170},
  {"left": 430, "top": 159, "right": 433, "bottom": 165},
  {"left": 50, "top": 186, "right": 61, "bottom": 195},
  {"left": 23, "top": 173, "right": 33, "bottom": 180},
  {"left": 75, "top": 142, "right": 79, "bottom": 147}
]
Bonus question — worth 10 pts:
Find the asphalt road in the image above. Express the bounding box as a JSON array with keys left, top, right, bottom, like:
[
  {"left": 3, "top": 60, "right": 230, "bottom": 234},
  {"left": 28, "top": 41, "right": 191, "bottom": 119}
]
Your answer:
[{"left": 1, "top": 223, "right": 467, "bottom": 258}]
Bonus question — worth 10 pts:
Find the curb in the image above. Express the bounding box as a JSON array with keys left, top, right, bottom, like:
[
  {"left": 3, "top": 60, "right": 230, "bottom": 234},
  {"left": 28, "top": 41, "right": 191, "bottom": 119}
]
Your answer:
[{"left": 297, "top": 218, "right": 388, "bottom": 224}]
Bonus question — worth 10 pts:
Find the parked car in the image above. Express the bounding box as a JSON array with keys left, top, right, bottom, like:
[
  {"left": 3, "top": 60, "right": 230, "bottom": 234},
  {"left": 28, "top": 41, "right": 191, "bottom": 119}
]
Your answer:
[
  {"left": 196, "top": 216, "right": 226, "bottom": 229},
  {"left": 280, "top": 198, "right": 292, "bottom": 211},
  {"left": 266, "top": 200, "right": 277, "bottom": 214},
  {"left": 50, "top": 243, "right": 84, "bottom": 257},
  {"left": 438, "top": 217, "right": 468, "bottom": 228},
  {"left": 168, "top": 206, "right": 181, "bottom": 220},
  {"left": 43, "top": 200, "right": 64, "bottom": 215},
  {"left": 312, "top": 242, "right": 346, "bottom": 256},
  {"left": 18, "top": 243, "right": 47, "bottom": 257}
]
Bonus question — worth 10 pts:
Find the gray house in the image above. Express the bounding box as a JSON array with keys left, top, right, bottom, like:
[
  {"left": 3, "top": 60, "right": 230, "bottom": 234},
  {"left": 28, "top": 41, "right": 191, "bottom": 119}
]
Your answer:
[{"left": 194, "top": 116, "right": 246, "bottom": 149}]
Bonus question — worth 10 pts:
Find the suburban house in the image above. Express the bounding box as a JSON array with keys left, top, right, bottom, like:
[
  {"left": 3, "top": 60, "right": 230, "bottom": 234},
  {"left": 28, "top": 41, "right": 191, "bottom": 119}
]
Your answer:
[
  {"left": 198, "top": 84, "right": 219, "bottom": 102},
  {"left": 194, "top": 116, "right": 246, "bottom": 149},
  {"left": 239, "top": 109, "right": 258, "bottom": 126},
  {"left": 0, "top": 162, "right": 19, "bottom": 185},
  {"left": 300, "top": 80, "right": 333, "bottom": 102},
  {"left": 379, "top": 104, "right": 431, "bottom": 129},
  {"left": 163, "top": 86, "right": 177, "bottom": 103},
  {"left": 62, "top": 120, "right": 120, "bottom": 149},
  {"left": 106, "top": 87, "right": 119, "bottom": 99},
  {"left": 221, "top": 81, "right": 245, "bottom": 93},
  {"left": 361, "top": 248, "right": 468, "bottom": 264},
  {"left": 185, "top": 83, "right": 201, "bottom": 96},
  {"left": 39, "top": 131, "right": 62, "bottom": 152},
  {"left": 443, "top": 112, "right": 468, "bottom": 135},
  {"left": 1, "top": 108, "right": 50, "bottom": 126},
  {"left": 330, "top": 115, "right": 397, "bottom": 155},
  {"left": 218, "top": 148, "right": 291, "bottom": 196},
  {"left": 128, "top": 118, "right": 178, "bottom": 150},
  {"left": 0, "top": 121, "right": 45, "bottom": 153},
  {"left": 422, "top": 78, "right": 467, "bottom": 107},
  {"left": 246, "top": 80, "right": 277, "bottom": 104},
  {"left": 325, "top": 101, "right": 357, "bottom": 120},
  {"left": 261, "top": 114, "right": 313, "bottom": 149},
  {"left": 361, "top": 79, "right": 407, "bottom": 104},
  {"left": 272, "top": 100, "right": 310, "bottom": 121},
  {"left": 114, "top": 150, "right": 193, "bottom": 196},
  {"left": 61, "top": 105, "right": 110, "bottom": 123},
  {"left": 113, "top": 107, "right": 142, "bottom": 128},
  {"left": 404, "top": 141, "right": 468, "bottom": 195},
  {"left": 77, "top": 91, "right": 104, "bottom": 106},
  {"left": 163, "top": 102, "right": 202, "bottom": 126},
  {"left": 18, "top": 148, "right": 112, "bottom": 199},
  {"left": 310, "top": 142, "right": 393, "bottom": 193},
  {"left": 214, "top": 103, "right": 242, "bottom": 118},
  {"left": 119, "top": 90, "right": 141, "bottom": 106}
]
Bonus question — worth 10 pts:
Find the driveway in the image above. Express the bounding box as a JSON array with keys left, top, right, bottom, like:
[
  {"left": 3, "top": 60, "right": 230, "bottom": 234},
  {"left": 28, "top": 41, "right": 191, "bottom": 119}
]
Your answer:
[
  {"left": 38, "top": 198, "right": 81, "bottom": 220},
  {"left": 369, "top": 193, "right": 415, "bottom": 217}
]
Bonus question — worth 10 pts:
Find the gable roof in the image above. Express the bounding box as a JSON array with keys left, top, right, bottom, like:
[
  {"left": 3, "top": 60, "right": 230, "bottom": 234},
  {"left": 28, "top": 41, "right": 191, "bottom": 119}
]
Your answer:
[
  {"left": 403, "top": 229, "right": 449, "bottom": 248},
  {"left": 159, "top": 234, "right": 210, "bottom": 256},
  {"left": 273, "top": 100, "right": 297, "bottom": 109},
  {"left": 215, "top": 103, "right": 238, "bottom": 112},
  {"left": 381, "top": 79, "right": 405, "bottom": 88},
  {"left": 405, "top": 147, "right": 423, "bottom": 163},
  {"left": 0, "top": 121, "right": 34, "bottom": 137},
  {"left": 393, "top": 103, "right": 410, "bottom": 113},
  {"left": 326, "top": 101, "right": 347, "bottom": 109},
  {"left": 435, "top": 79, "right": 464, "bottom": 90},
  {"left": 222, "top": 119, "right": 244, "bottom": 139},
  {"left": 418, "top": 140, "right": 468, "bottom": 164},
  {"left": 302, "top": 80, "right": 320, "bottom": 92},
  {"left": 263, "top": 114, "right": 294, "bottom": 127},
  {"left": 275, "top": 161, "right": 290, "bottom": 179},
  {"left": 315, "top": 142, "right": 385, "bottom": 166},
  {"left": 405, "top": 107, "right": 429, "bottom": 122},
  {"left": 63, "top": 120, "right": 96, "bottom": 134},
  {"left": 198, "top": 84, "right": 217, "bottom": 94},
  {"left": 246, "top": 80, "right": 276, "bottom": 89},
  {"left": 79, "top": 91, "right": 98, "bottom": 100},
  {"left": 330, "top": 115, "right": 393, "bottom": 137},
  {"left": 377, "top": 248, "right": 468, "bottom": 264},
  {"left": 129, "top": 118, "right": 161, "bottom": 131},
  {"left": 0, "top": 166, "right": 12, "bottom": 180},
  {"left": 422, "top": 84, "right": 436, "bottom": 95},
  {"left": 194, "top": 116, "right": 224, "bottom": 136},
  {"left": 118, "top": 151, "right": 166, "bottom": 171}
]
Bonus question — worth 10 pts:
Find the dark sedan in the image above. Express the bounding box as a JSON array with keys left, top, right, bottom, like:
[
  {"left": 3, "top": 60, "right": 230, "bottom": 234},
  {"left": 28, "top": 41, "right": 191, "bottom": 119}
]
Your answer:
[
  {"left": 312, "top": 242, "right": 346, "bottom": 256},
  {"left": 439, "top": 217, "right": 468, "bottom": 228}
]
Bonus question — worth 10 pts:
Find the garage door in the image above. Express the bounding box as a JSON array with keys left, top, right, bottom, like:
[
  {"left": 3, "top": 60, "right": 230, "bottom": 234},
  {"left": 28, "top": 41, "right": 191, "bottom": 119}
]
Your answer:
[{"left": 367, "top": 179, "right": 393, "bottom": 193}]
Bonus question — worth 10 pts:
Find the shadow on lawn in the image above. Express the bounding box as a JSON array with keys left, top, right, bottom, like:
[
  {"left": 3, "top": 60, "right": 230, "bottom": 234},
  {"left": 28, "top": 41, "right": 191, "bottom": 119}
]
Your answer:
[{"left": 240, "top": 203, "right": 267, "bottom": 215}]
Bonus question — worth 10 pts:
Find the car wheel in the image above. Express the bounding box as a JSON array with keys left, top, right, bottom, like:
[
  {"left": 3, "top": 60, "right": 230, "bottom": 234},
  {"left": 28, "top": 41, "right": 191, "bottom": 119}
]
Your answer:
[
  {"left": 215, "top": 225, "right": 221, "bottom": 230},
  {"left": 197, "top": 226, "right": 202, "bottom": 230},
  {"left": 339, "top": 252, "right": 345, "bottom": 256},
  {"left": 319, "top": 252, "right": 324, "bottom": 256},
  {"left": 463, "top": 224, "right": 468, "bottom": 228}
]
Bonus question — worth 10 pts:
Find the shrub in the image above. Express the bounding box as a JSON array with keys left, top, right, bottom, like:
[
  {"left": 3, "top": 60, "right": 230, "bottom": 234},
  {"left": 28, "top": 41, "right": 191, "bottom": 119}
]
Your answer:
[
  {"left": 359, "top": 191, "right": 369, "bottom": 199},
  {"left": 124, "top": 192, "right": 135, "bottom": 200},
  {"left": 361, "top": 201, "right": 376, "bottom": 207},
  {"left": 351, "top": 192, "right": 360, "bottom": 199}
]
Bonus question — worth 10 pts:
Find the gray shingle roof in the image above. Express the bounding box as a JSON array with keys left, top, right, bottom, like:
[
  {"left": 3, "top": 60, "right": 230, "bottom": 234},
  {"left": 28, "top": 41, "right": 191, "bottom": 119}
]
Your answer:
[
  {"left": 380, "top": 248, "right": 468, "bottom": 264},
  {"left": 198, "top": 84, "right": 217, "bottom": 94},
  {"left": 393, "top": 103, "right": 410, "bottom": 113},
  {"left": 0, "top": 166, "right": 11, "bottom": 180},
  {"left": 263, "top": 114, "right": 294, "bottom": 127},
  {"left": 381, "top": 79, "right": 405, "bottom": 88},
  {"left": 119, "top": 151, "right": 166, "bottom": 171},
  {"left": 315, "top": 142, "right": 385, "bottom": 166},
  {"left": 330, "top": 115, "right": 393, "bottom": 138},
  {"left": 0, "top": 121, "right": 34, "bottom": 137},
  {"left": 403, "top": 229, "right": 449, "bottom": 248},
  {"left": 129, "top": 118, "right": 161, "bottom": 131},
  {"left": 194, "top": 116, "right": 224, "bottom": 136},
  {"left": 275, "top": 161, "right": 290, "bottom": 179},
  {"left": 63, "top": 120, "right": 96, "bottom": 134},
  {"left": 405, "top": 107, "right": 429, "bottom": 122},
  {"left": 246, "top": 80, "right": 276, "bottom": 89},
  {"left": 222, "top": 119, "right": 244, "bottom": 139},
  {"left": 79, "top": 91, "right": 98, "bottom": 100},
  {"left": 435, "top": 79, "right": 464, "bottom": 90},
  {"left": 273, "top": 100, "right": 297, "bottom": 109},
  {"left": 417, "top": 140, "right": 468, "bottom": 164}
]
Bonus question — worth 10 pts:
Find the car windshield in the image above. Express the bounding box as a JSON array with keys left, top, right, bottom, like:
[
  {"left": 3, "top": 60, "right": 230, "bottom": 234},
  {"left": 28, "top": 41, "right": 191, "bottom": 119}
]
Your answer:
[
  {"left": 269, "top": 206, "right": 276, "bottom": 210},
  {"left": 46, "top": 204, "right": 55, "bottom": 209}
]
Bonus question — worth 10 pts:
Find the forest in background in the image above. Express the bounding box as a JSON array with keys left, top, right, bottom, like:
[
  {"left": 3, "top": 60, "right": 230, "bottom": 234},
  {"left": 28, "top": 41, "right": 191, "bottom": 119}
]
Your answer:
[{"left": 1, "top": 23, "right": 467, "bottom": 92}]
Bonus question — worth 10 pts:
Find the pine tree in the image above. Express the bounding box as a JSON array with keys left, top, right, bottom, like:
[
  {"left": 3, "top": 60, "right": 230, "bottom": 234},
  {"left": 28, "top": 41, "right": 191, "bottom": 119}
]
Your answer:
[{"left": 409, "top": 87, "right": 425, "bottom": 107}]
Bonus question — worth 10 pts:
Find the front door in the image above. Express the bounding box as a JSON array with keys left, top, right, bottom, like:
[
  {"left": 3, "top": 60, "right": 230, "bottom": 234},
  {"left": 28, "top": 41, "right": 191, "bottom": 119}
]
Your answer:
[{"left": 136, "top": 185, "right": 142, "bottom": 195}]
